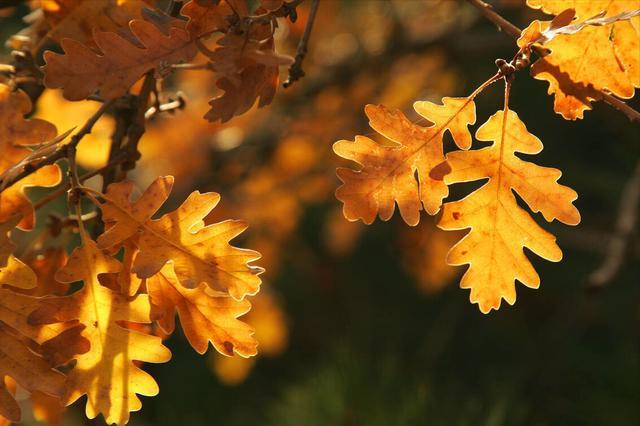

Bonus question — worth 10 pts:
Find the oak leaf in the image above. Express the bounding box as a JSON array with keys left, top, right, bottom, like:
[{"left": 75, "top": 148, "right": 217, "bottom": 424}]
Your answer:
[
  {"left": 438, "top": 109, "right": 580, "bottom": 313},
  {"left": 40, "top": 0, "right": 148, "bottom": 47},
  {"left": 202, "top": 8, "right": 292, "bottom": 122},
  {"left": 520, "top": 0, "right": 640, "bottom": 119},
  {"left": 97, "top": 176, "right": 263, "bottom": 300},
  {"left": 181, "top": 0, "right": 239, "bottom": 37},
  {"left": 0, "top": 84, "right": 61, "bottom": 230},
  {"left": 333, "top": 98, "right": 476, "bottom": 226},
  {"left": 28, "top": 229, "right": 171, "bottom": 425},
  {"left": 0, "top": 285, "right": 77, "bottom": 423},
  {"left": 43, "top": 19, "right": 197, "bottom": 101},
  {"left": 147, "top": 265, "right": 257, "bottom": 356},
  {"left": 0, "top": 324, "right": 66, "bottom": 423}
]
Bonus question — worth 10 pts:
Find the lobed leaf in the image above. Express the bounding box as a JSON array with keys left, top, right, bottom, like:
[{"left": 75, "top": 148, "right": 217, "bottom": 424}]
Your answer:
[
  {"left": 333, "top": 97, "right": 476, "bottom": 226},
  {"left": 28, "top": 229, "right": 171, "bottom": 425},
  {"left": 148, "top": 265, "right": 257, "bottom": 356},
  {"left": 438, "top": 109, "right": 580, "bottom": 313},
  {"left": 43, "top": 19, "right": 197, "bottom": 101},
  {"left": 520, "top": 0, "right": 640, "bottom": 119},
  {"left": 97, "top": 176, "right": 263, "bottom": 300}
]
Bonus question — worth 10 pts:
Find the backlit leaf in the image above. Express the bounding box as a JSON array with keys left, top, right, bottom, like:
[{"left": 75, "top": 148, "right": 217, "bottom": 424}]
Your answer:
[
  {"left": 438, "top": 109, "right": 580, "bottom": 313},
  {"left": 521, "top": 0, "right": 640, "bottom": 119},
  {"left": 28, "top": 228, "right": 171, "bottom": 425},
  {"left": 43, "top": 19, "right": 197, "bottom": 101},
  {"left": 333, "top": 98, "right": 476, "bottom": 226},
  {"left": 97, "top": 176, "right": 263, "bottom": 300},
  {"left": 148, "top": 265, "right": 257, "bottom": 356}
]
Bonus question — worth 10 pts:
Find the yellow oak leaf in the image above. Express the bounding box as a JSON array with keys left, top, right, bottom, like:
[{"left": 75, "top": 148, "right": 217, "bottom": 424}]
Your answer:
[
  {"left": 333, "top": 98, "right": 476, "bottom": 226},
  {"left": 43, "top": 19, "right": 197, "bottom": 101},
  {"left": 438, "top": 109, "right": 580, "bottom": 313},
  {"left": 521, "top": 0, "right": 640, "bottom": 119},
  {"left": 147, "top": 265, "right": 257, "bottom": 356},
  {"left": 97, "top": 176, "right": 263, "bottom": 300},
  {"left": 27, "top": 229, "right": 171, "bottom": 425},
  {"left": 0, "top": 84, "right": 61, "bottom": 230}
]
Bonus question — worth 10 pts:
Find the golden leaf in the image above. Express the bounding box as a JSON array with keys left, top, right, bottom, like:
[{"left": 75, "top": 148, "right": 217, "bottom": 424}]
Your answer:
[
  {"left": 148, "top": 265, "right": 257, "bottom": 356},
  {"left": 333, "top": 98, "right": 476, "bottom": 226},
  {"left": 0, "top": 84, "right": 61, "bottom": 230},
  {"left": 521, "top": 0, "right": 640, "bottom": 119},
  {"left": 438, "top": 109, "right": 580, "bottom": 313},
  {"left": 28, "top": 229, "right": 171, "bottom": 425},
  {"left": 43, "top": 19, "right": 197, "bottom": 101},
  {"left": 97, "top": 176, "right": 263, "bottom": 300}
]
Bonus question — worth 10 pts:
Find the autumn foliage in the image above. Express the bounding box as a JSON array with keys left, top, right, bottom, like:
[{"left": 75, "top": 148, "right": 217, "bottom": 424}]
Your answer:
[{"left": 0, "top": 0, "right": 638, "bottom": 424}]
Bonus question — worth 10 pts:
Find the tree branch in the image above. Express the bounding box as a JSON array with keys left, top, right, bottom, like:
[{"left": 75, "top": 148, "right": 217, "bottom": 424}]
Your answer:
[
  {"left": 465, "top": 0, "right": 521, "bottom": 38},
  {"left": 283, "top": 0, "right": 320, "bottom": 88},
  {"left": 465, "top": 0, "right": 640, "bottom": 123}
]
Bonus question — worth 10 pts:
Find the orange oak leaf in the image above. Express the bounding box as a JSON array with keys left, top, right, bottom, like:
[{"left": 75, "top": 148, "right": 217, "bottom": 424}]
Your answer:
[
  {"left": 438, "top": 109, "right": 580, "bottom": 313},
  {"left": 520, "top": 0, "right": 640, "bottom": 119},
  {"left": 0, "top": 84, "right": 61, "bottom": 230},
  {"left": 181, "top": 0, "right": 239, "bottom": 37},
  {"left": 42, "top": 19, "right": 197, "bottom": 101},
  {"left": 0, "top": 287, "right": 88, "bottom": 365},
  {"left": 40, "top": 0, "right": 148, "bottom": 47},
  {"left": 203, "top": 12, "right": 293, "bottom": 122},
  {"left": 28, "top": 229, "right": 171, "bottom": 425},
  {"left": 0, "top": 284, "right": 76, "bottom": 423},
  {"left": 97, "top": 176, "right": 263, "bottom": 300},
  {"left": 147, "top": 265, "right": 257, "bottom": 356},
  {"left": 333, "top": 97, "right": 476, "bottom": 226},
  {"left": 0, "top": 324, "right": 66, "bottom": 423}
]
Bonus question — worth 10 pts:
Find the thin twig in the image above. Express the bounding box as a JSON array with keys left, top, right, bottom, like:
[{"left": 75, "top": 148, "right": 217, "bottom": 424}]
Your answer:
[
  {"left": 465, "top": 0, "right": 521, "bottom": 38},
  {"left": 465, "top": 0, "right": 640, "bottom": 123},
  {"left": 33, "top": 152, "right": 129, "bottom": 211},
  {"left": 588, "top": 160, "right": 640, "bottom": 288},
  {"left": 283, "top": 0, "right": 319, "bottom": 88}
]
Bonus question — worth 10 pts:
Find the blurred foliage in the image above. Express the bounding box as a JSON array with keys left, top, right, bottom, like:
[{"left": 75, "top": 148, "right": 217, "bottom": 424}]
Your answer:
[{"left": 1, "top": 0, "right": 638, "bottom": 425}]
